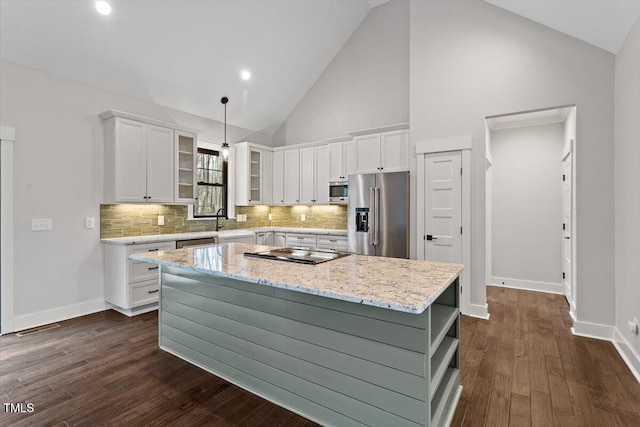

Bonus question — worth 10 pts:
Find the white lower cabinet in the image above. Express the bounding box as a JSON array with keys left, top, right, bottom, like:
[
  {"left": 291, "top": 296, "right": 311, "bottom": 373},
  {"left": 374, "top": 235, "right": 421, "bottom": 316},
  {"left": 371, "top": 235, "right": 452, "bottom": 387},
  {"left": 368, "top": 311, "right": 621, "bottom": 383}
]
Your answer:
[
  {"left": 315, "top": 235, "right": 348, "bottom": 252},
  {"left": 274, "top": 232, "right": 286, "bottom": 247},
  {"left": 285, "top": 233, "right": 317, "bottom": 249},
  {"left": 104, "top": 240, "right": 176, "bottom": 316},
  {"left": 255, "top": 231, "right": 274, "bottom": 246}
]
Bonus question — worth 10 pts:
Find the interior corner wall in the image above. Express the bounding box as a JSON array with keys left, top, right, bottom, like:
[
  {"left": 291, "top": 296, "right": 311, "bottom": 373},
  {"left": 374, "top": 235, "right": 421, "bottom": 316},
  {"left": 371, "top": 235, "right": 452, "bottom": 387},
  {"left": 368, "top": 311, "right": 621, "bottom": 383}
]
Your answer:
[
  {"left": 0, "top": 60, "right": 270, "bottom": 328},
  {"left": 614, "top": 19, "right": 640, "bottom": 364},
  {"left": 272, "top": 0, "right": 409, "bottom": 146},
  {"left": 409, "top": 0, "right": 615, "bottom": 326},
  {"left": 491, "top": 123, "right": 564, "bottom": 287}
]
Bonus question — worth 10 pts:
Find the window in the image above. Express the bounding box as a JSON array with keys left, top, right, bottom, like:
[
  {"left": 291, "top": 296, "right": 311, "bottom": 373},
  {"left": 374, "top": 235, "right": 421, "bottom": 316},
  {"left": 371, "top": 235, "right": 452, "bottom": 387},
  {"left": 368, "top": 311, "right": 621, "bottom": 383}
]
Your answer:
[{"left": 195, "top": 148, "right": 227, "bottom": 218}]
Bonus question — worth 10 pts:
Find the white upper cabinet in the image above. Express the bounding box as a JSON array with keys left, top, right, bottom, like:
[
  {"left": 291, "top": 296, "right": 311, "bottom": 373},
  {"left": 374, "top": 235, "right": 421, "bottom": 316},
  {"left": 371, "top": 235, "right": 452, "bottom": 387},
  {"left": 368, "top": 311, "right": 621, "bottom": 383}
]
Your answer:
[
  {"left": 145, "top": 125, "right": 175, "bottom": 203},
  {"left": 314, "top": 145, "right": 330, "bottom": 204},
  {"left": 299, "top": 147, "right": 315, "bottom": 204},
  {"left": 175, "top": 131, "right": 197, "bottom": 203},
  {"left": 328, "top": 140, "right": 357, "bottom": 182},
  {"left": 354, "top": 129, "right": 409, "bottom": 174},
  {"left": 235, "top": 142, "right": 272, "bottom": 206},
  {"left": 380, "top": 129, "right": 410, "bottom": 172},
  {"left": 300, "top": 145, "right": 329, "bottom": 205},
  {"left": 283, "top": 149, "right": 300, "bottom": 205},
  {"left": 272, "top": 150, "right": 285, "bottom": 205},
  {"left": 104, "top": 117, "right": 175, "bottom": 203}
]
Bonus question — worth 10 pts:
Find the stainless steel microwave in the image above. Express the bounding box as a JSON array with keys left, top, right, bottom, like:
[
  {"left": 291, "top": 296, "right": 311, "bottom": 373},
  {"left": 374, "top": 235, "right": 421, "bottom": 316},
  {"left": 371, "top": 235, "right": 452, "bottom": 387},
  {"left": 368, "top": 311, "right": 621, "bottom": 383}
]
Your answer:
[{"left": 329, "top": 181, "right": 348, "bottom": 204}]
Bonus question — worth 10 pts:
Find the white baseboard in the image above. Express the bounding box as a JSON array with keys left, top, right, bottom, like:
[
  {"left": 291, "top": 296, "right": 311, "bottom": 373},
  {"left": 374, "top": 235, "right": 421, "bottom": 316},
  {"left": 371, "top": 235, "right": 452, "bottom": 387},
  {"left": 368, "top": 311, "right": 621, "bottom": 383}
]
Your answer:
[
  {"left": 13, "top": 298, "right": 108, "bottom": 332},
  {"left": 464, "top": 303, "right": 490, "bottom": 320},
  {"left": 571, "top": 319, "right": 614, "bottom": 341},
  {"left": 107, "top": 302, "right": 158, "bottom": 317},
  {"left": 613, "top": 328, "right": 640, "bottom": 383},
  {"left": 490, "top": 277, "right": 563, "bottom": 294}
]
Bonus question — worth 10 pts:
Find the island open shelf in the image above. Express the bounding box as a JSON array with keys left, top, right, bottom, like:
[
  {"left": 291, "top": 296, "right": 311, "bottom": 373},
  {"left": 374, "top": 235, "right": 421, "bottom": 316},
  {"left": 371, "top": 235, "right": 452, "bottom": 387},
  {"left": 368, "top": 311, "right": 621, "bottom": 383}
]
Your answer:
[{"left": 131, "top": 243, "right": 463, "bottom": 426}]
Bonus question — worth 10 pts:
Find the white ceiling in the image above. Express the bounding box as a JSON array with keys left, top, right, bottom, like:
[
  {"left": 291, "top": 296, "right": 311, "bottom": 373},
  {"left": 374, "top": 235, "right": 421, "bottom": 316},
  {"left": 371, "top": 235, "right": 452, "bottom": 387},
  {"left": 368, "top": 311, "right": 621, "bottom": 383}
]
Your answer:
[
  {"left": 1, "top": 1, "right": 637, "bottom": 135},
  {"left": 486, "top": 0, "right": 640, "bottom": 54}
]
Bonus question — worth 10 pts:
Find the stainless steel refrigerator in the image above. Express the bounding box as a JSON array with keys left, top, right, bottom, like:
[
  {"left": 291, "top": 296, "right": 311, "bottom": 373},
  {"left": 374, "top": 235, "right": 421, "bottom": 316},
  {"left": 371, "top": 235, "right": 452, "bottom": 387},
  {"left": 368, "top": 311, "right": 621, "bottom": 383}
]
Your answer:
[{"left": 348, "top": 171, "right": 409, "bottom": 258}]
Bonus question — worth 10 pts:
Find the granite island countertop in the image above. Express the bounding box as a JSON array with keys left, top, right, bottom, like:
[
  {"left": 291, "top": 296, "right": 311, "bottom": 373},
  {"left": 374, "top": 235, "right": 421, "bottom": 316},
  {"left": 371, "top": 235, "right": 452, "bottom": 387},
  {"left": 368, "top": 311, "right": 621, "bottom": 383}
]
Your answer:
[
  {"left": 101, "top": 227, "right": 347, "bottom": 245},
  {"left": 130, "top": 242, "right": 463, "bottom": 314}
]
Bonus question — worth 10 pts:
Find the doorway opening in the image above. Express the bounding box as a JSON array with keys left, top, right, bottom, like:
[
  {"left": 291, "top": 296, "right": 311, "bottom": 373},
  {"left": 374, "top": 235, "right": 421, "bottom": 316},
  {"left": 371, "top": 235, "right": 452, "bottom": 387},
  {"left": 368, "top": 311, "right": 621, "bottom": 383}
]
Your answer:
[{"left": 485, "top": 106, "right": 577, "bottom": 318}]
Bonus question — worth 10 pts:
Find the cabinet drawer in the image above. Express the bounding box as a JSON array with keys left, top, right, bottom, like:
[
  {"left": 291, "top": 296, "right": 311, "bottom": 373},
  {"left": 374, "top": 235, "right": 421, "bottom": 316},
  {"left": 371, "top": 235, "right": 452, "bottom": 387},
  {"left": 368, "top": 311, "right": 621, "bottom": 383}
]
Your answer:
[
  {"left": 316, "top": 235, "right": 348, "bottom": 251},
  {"left": 130, "top": 280, "right": 159, "bottom": 307},
  {"left": 127, "top": 241, "right": 176, "bottom": 256},
  {"left": 129, "top": 260, "right": 161, "bottom": 283},
  {"left": 285, "top": 233, "right": 317, "bottom": 248}
]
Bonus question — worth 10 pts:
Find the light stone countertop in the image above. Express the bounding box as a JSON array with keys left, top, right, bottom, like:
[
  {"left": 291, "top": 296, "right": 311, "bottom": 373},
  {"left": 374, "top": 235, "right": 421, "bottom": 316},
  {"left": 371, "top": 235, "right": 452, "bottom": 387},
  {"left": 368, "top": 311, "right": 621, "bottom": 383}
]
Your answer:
[
  {"left": 101, "top": 227, "right": 347, "bottom": 245},
  {"left": 130, "top": 242, "right": 463, "bottom": 314}
]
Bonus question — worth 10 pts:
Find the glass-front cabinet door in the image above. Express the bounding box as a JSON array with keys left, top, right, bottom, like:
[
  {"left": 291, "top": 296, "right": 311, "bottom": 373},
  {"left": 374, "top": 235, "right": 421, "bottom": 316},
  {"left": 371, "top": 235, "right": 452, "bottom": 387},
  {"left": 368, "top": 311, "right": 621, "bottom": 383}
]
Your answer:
[{"left": 175, "top": 131, "right": 197, "bottom": 203}]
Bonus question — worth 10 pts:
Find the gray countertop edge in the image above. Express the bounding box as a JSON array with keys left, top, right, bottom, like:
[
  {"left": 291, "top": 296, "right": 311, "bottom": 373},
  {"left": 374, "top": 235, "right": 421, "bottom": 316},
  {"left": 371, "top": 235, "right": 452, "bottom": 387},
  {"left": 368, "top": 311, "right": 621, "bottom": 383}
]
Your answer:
[
  {"left": 129, "top": 253, "right": 459, "bottom": 314},
  {"left": 101, "top": 227, "right": 348, "bottom": 245}
]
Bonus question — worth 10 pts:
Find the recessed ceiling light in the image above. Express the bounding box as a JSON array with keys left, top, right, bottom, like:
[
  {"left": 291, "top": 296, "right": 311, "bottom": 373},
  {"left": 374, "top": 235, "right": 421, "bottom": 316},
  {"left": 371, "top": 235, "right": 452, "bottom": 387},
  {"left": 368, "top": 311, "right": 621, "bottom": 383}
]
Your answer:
[
  {"left": 241, "top": 70, "right": 251, "bottom": 81},
  {"left": 96, "top": 1, "right": 111, "bottom": 16}
]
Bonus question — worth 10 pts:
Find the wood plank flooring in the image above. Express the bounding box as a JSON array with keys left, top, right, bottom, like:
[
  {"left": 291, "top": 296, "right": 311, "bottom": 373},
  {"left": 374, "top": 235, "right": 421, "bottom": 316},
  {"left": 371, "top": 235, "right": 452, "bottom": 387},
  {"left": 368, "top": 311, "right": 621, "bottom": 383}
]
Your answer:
[
  {"left": 1, "top": 287, "right": 638, "bottom": 426},
  {"left": 452, "top": 286, "right": 640, "bottom": 427}
]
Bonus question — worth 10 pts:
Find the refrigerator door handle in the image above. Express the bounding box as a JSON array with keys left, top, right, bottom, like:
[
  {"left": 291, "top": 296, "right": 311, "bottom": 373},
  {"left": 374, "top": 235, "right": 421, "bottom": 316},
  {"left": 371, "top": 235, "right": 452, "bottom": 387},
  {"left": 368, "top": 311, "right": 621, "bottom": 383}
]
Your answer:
[
  {"left": 375, "top": 186, "right": 381, "bottom": 247},
  {"left": 370, "top": 186, "right": 377, "bottom": 246}
]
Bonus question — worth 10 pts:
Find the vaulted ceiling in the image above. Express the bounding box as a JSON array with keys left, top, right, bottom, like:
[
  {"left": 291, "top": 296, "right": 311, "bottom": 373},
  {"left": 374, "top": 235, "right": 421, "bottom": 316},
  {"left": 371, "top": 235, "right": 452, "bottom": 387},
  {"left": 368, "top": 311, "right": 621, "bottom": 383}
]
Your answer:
[{"left": 1, "top": 1, "right": 638, "bottom": 135}]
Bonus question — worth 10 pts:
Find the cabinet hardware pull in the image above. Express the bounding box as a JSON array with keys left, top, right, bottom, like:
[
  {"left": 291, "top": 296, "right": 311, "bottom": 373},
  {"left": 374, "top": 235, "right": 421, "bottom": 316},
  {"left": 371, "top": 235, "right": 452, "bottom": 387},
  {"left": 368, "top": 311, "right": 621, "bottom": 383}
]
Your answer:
[
  {"left": 329, "top": 239, "right": 337, "bottom": 242},
  {"left": 148, "top": 249, "right": 159, "bottom": 252},
  {"left": 148, "top": 266, "right": 159, "bottom": 270},
  {"left": 148, "top": 289, "right": 159, "bottom": 294}
]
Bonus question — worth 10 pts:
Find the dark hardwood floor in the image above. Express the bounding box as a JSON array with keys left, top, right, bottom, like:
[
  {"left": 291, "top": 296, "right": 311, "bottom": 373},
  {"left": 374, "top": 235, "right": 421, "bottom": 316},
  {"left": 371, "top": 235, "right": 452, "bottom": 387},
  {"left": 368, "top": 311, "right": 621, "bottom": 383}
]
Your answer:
[{"left": 1, "top": 287, "right": 639, "bottom": 426}]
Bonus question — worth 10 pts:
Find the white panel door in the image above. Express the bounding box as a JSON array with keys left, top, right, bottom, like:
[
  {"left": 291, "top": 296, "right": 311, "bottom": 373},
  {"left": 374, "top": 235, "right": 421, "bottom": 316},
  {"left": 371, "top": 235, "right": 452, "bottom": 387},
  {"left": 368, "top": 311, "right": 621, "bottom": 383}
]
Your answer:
[
  {"left": 283, "top": 149, "right": 300, "bottom": 204},
  {"left": 328, "top": 142, "right": 344, "bottom": 182},
  {"left": 380, "top": 129, "right": 409, "bottom": 172},
  {"left": 272, "top": 151, "right": 284, "bottom": 204},
  {"left": 343, "top": 140, "right": 357, "bottom": 179},
  {"left": 425, "top": 151, "right": 462, "bottom": 263},
  {"left": 262, "top": 149, "right": 273, "bottom": 205},
  {"left": 355, "top": 134, "right": 381, "bottom": 174},
  {"left": 314, "top": 145, "right": 330, "bottom": 204},
  {"left": 115, "top": 119, "right": 147, "bottom": 202},
  {"left": 146, "top": 125, "right": 174, "bottom": 203},
  {"left": 299, "top": 147, "right": 315, "bottom": 204},
  {"left": 562, "top": 151, "right": 573, "bottom": 304}
]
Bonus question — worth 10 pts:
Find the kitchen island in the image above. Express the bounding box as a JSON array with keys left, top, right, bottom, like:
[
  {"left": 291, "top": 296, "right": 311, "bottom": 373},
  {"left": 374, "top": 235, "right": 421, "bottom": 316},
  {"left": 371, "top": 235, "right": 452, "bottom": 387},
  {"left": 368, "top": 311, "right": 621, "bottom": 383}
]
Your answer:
[{"left": 131, "top": 243, "right": 463, "bottom": 427}]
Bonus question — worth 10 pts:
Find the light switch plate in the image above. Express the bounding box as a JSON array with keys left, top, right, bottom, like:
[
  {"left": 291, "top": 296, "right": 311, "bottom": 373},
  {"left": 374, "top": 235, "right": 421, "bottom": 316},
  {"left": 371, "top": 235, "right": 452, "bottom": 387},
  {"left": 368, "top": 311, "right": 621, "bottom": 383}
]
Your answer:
[
  {"left": 301, "top": 214, "right": 306, "bottom": 222},
  {"left": 32, "top": 218, "right": 53, "bottom": 231},
  {"left": 268, "top": 213, "right": 273, "bottom": 221},
  {"left": 85, "top": 217, "right": 95, "bottom": 229},
  {"left": 158, "top": 215, "right": 165, "bottom": 226}
]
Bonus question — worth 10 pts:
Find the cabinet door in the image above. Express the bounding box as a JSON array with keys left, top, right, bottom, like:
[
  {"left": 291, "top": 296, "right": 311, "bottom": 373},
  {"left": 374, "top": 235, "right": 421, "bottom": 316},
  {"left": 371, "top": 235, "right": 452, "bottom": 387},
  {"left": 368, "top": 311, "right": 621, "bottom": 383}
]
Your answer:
[
  {"left": 283, "top": 149, "right": 300, "bottom": 204},
  {"left": 274, "top": 232, "right": 286, "bottom": 247},
  {"left": 175, "top": 131, "right": 197, "bottom": 203},
  {"left": 262, "top": 150, "right": 273, "bottom": 205},
  {"left": 249, "top": 149, "right": 262, "bottom": 204},
  {"left": 355, "top": 134, "right": 380, "bottom": 174},
  {"left": 115, "top": 119, "right": 147, "bottom": 202},
  {"left": 314, "top": 145, "right": 330, "bottom": 204},
  {"left": 380, "top": 129, "right": 409, "bottom": 172},
  {"left": 255, "top": 232, "right": 267, "bottom": 245},
  {"left": 328, "top": 142, "right": 344, "bottom": 181},
  {"left": 299, "top": 147, "right": 315, "bottom": 204},
  {"left": 343, "top": 140, "right": 357, "bottom": 179},
  {"left": 272, "top": 151, "right": 285, "bottom": 204},
  {"left": 146, "top": 125, "right": 174, "bottom": 203}
]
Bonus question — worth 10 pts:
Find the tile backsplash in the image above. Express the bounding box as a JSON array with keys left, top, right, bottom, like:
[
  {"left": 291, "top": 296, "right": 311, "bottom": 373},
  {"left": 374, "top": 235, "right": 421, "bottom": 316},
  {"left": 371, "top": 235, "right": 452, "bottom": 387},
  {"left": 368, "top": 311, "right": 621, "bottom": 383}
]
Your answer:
[{"left": 100, "top": 204, "right": 347, "bottom": 238}]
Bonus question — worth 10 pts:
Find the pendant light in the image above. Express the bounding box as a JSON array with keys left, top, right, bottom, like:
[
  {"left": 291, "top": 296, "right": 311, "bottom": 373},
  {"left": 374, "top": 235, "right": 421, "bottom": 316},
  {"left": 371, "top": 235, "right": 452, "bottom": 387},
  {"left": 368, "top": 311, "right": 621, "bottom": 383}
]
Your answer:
[{"left": 221, "top": 96, "right": 230, "bottom": 160}]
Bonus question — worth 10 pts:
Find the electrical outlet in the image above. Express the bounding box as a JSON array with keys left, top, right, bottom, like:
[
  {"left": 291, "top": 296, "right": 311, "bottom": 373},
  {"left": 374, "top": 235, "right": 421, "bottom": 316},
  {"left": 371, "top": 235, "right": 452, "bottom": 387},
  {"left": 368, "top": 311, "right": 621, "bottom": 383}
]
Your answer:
[
  {"left": 31, "top": 218, "right": 53, "bottom": 231},
  {"left": 268, "top": 213, "right": 273, "bottom": 221},
  {"left": 158, "top": 215, "right": 165, "bottom": 226},
  {"left": 85, "top": 217, "right": 95, "bottom": 229},
  {"left": 628, "top": 319, "right": 639, "bottom": 334},
  {"left": 301, "top": 214, "right": 306, "bottom": 222}
]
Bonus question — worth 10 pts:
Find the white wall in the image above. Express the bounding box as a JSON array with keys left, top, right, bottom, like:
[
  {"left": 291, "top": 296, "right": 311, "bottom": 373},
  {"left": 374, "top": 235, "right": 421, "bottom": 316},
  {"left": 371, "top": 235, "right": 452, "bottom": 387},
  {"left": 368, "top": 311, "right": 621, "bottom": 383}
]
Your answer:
[
  {"left": 0, "top": 60, "right": 271, "bottom": 329},
  {"left": 410, "top": 0, "right": 615, "bottom": 326},
  {"left": 491, "top": 123, "right": 564, "bottom": 288},
  {"left": 273, "top": 0, "right": 409, "bottom": 146},
  {"left": 614, "top": 19, "right": 640, "bottom": 376}
]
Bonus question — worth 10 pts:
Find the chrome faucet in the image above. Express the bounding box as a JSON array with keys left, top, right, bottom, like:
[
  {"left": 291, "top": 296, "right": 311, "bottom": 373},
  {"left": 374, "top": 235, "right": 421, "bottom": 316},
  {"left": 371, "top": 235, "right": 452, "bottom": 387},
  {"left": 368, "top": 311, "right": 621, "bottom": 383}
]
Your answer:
[{"left": 215, "top": 207, "right": 225, "bottom": 231}]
